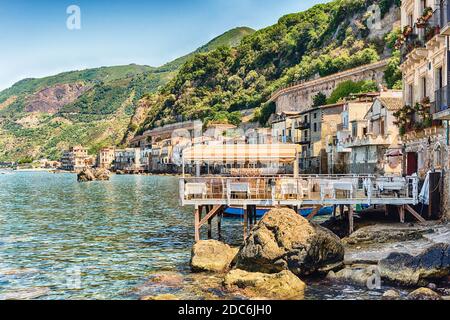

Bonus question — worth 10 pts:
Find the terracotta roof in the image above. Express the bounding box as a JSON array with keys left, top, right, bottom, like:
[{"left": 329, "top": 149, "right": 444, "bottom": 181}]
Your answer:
[{"left": 378, "top": 97, "right": 403, "bottom": 111}]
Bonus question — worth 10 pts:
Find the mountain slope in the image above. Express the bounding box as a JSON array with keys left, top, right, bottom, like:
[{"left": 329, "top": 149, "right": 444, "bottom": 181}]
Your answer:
[
  {"left": 135, "top": 0, "right": 401, "bottom": 133},
  {"left": 0, "top": 27, "right": 254, "bottom": 161},
  {"left": 159, "top": 27, "right": 255, "bottom": 72}
]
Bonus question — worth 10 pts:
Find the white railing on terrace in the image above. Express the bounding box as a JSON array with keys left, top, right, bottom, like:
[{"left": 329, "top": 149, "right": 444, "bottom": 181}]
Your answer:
[{"left": 179, "top": 175, "right": 419, "bottom": 206}]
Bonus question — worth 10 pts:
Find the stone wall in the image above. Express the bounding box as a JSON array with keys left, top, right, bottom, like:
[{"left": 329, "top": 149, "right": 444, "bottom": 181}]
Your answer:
[{"left": 271, "top": 60, "right": 388, "bottom": 114}]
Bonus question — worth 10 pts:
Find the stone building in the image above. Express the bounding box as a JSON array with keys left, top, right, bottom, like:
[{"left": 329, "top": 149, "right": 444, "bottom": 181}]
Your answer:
[
  {"left": 343, "top": 91, "right": 403, "bottom": 174},
  {"left": 113, "top": 148, "right": 142, "bottom": 172},
  {"left": 399, "top": 0, "right": 450, "bottom": 218},
  {"left": 61, "top": 146, "right": 95, "bottom": 172},
  {"left": 329, "top": 93, "right": 377, "bottom": 173},
  {"left": 97, "top": 147, "right": 115, "bottom": 170}
]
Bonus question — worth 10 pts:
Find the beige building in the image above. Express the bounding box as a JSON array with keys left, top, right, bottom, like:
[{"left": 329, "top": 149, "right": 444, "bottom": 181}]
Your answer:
[
  {"left": 343, "top": 91, "right": 403, "bottom": 174},
  {"left": 331, "top": 93, "right": 377, "bottom": 173},
  {"left": 400, "top": 0, "right": 449, "bottom": 218},
  {"left": 61, "top": 146, "right": 94, "bottom": 171},
  {"left": 97, "top": 147, "right": 115, "bottom": 170}
]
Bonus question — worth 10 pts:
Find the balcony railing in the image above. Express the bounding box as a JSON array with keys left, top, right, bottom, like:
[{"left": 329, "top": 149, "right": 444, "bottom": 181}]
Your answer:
[
  {"left": 433, "top": 86, "right": 450, "bottom": 114},
  {"left": 296, "top": 122, "right": 310, "bottom": 130}
]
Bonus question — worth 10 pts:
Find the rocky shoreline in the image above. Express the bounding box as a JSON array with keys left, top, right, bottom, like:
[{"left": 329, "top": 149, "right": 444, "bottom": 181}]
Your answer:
[{"left": 139, "top": 208, "right": 450, "bottom": 301}]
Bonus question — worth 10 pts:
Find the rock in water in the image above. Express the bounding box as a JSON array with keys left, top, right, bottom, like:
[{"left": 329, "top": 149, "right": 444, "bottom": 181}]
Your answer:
[
  {"left": 223, "top": 269, "right": 306, "bottom": 300},
  {"left": 94, "top": 168, "right": 111, "bottom": 181},
  {"left": 77, "top": 168, "right": 96, "bottom": 182},
  {"left": 77, "top": 168, "right": 111, "bottom": 182},
  {"left": 236, "top": 208, "right": 344, "bottom": 276},
  {"left": 327, "top": 264, "right": 377, "bottom": 286},
  {"left": 140, "top": 294, "right": 179, "bottom": 300},
  {"left": 407, "top": 288, "right": 442, "bottom": 300},
  {"left": 382, "top": 289, "right": 401, "bottom": 300},
  {"left": 378, "top": 243, "right": 450, "bottom": 286},
  {"left": 190, "top": 240, "right": 239, "bottom": 273}
]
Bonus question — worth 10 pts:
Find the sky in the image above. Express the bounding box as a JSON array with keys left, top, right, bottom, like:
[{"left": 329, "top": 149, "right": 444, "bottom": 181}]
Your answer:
[{"left": 0, "top": 0, "right": 328, "bottom": 91}]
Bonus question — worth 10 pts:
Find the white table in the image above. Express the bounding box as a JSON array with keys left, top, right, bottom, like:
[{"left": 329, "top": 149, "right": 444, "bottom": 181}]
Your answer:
[{"left": 185, "top": 183, "right": 207, "bottom": 198}]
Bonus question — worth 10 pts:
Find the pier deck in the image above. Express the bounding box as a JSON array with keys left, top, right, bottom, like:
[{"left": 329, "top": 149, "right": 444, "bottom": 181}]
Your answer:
[{"left": 179, "top": 174, "right": 424, "bottom": 241}]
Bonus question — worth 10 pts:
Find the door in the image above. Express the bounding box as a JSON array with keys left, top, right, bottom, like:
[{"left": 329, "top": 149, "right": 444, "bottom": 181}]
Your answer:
[{"left": 406, "top": 152, "right": 418, "bottom": 175}]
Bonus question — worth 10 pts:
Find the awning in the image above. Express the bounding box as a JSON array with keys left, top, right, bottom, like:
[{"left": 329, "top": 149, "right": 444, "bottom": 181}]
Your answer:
[
  {"left": 385, "top": 149, "right": 403, "bottom": 157},
  {"left": 182, "top": 144, "right": 299, "bottom": 163}
]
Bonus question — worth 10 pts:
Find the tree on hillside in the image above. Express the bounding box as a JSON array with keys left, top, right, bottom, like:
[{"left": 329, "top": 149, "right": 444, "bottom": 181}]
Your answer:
[
  {"left": 327, "top": 80, "right": 378, "bottom": 104},
  {"left": 312, "top": 92, "right": 327, "bottom": 107}
]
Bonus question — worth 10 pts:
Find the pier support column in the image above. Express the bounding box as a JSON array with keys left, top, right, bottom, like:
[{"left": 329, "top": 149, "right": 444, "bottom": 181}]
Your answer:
[
  {"left": 217, "top": 211, "right": 223, "bottom": 241},
  {"left": 399, "top": 205, "right": 405, "bottom": 223},
  {"left": 194, "top": 206, "right": 200, "bottom": 242},
  {"left": 348, "top": 205, "right": 354, "bottom": 234},
  {"left": 243, "top": 206, "right": 248, "bottom": 240}
]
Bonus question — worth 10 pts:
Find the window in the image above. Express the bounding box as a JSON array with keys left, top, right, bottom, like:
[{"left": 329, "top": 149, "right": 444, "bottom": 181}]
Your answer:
[
  {"left": 421, "top": 77, "right": 427, "bottom": 99},
  {"left": 408, "top": 84, "right": 414, "bottom": 106},
  {"left": 304, "top": 115, "right": 308, "bottom": 123},
  {"left": 314, "top": 113, "right": 317, "bottom": 119},
  {"left": 314, "top": 123, "right": 317, "bottom": 132},
  {"left": 434, "top": 143, "right": 443, "bottom": 169},
  {"left": 352, "top": 122, "right": 358, "bottom": 137}
]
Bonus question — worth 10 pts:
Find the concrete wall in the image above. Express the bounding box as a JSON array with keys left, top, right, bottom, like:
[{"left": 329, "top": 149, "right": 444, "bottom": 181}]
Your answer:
[{"left": 272, "top": 61, "right": 388, "bottom": 114}]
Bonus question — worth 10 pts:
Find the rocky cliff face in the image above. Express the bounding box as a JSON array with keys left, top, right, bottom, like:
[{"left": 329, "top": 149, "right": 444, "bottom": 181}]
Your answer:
[{"left": 25, "top": 83, "right": 89, "bottom": 114}]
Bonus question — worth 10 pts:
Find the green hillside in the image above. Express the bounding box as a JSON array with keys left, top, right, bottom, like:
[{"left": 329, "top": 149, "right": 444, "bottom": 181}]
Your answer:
[
  {"left": 159, "top": 27, "right": 256, "bottom": 72},
  {"left": 136, "top": 0, "right": 401, "bottom": 132},
  {"left": 0, "top": 27, "right": 253, "bottom": 161}
]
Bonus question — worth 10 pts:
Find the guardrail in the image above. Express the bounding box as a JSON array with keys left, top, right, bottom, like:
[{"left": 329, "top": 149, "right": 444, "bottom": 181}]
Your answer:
[{"left": 179, "top": 175, "right": 419, "bottom": 206}]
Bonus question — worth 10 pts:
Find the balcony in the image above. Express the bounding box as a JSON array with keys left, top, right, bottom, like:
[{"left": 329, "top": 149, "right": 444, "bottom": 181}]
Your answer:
[
  {"left": 440, "top": 1, "right": 450, "bottom": 35},
  {"left": 342, "top": 133, "right": 395, "bottom": 149},
  {"left": 296, "top": 121, "right": 310, "bottom": 130},
  {"left": 433, "top": 86, "right": 450, "bottom": 120}
]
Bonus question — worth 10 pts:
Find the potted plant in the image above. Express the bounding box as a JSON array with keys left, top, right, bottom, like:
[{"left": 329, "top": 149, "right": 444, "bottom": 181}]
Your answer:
[
  {"left": 422, "top": 7, "right": 433, "bottom": 21},
  {"left": 403, "top": 25, "right": 413, "bottom": 37}
]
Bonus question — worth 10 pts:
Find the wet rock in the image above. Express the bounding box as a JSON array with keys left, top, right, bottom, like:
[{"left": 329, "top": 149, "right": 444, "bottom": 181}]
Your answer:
[
  {"left": 327, "top": 264, "right": 377, "bottom": 287},
  {"left": 236, "top": 208, "right": 344, "bottom": 276},
  {"left": 77, "top": 168, "right": 111, "bottom": 182},
  {"left": 343, "top": 224, "right": 433, "bottom": 246},
  {"left": 190, "top": 240, "right": 239, "bottom": 273},
  {"left": 140, "top": 294, "right": 179, "bottom": 300},
  {"left": 223, "top": 269, "right": 305, "bottom": 300},
  {"left": 407, "top": 288, "right": 442, "bottom": 300},
  {"left": 382, "top": 289, "right": 401, "bottom": 300},
  {"left": 148, "top": 272, "right": 184, "bottom": 288},
  {"left": 378, "top": 243, "right": 450, "bottom": 286},
  {"left": 427, "top": 283, "right": 437, "bottom": 290}
]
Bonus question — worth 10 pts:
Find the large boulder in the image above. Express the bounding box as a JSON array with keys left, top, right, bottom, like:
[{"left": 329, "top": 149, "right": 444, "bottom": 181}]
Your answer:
[
  {"left": 407, "top": 288, "right": 442, "bottom": 300},
  {"left": 77, "top": 168, "right": 111, "bottom": 182},
  {"left": 223, "top": 269, "right": 306, "bottom": 300},
  {"left": 94, "top": 168, "right": 111, "bottom": 181},
  {"left": 190, "top": 240, "right": 239, "bottom": 273},
  {"left": 382, "top": 289, "right": 401, "bottom": 300},
  {"left": 378, "top": 243, "right": 450, "bottom": 286},
  {"left": 77, "top": 168, "right": 96, "bottom": 182},
  {"left": 236, "top": 208, "right": 344, "bottom": 276}
]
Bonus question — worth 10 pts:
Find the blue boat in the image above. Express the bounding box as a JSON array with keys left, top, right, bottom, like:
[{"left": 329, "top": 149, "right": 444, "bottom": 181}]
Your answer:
[{"left": 223, "top": 206, "right": 334, "bottom": 218}]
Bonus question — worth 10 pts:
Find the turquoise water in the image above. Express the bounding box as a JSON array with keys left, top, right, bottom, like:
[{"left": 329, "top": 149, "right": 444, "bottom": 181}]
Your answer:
[{"left": 0, "top": 172, "right": 390, "bottom": 300}]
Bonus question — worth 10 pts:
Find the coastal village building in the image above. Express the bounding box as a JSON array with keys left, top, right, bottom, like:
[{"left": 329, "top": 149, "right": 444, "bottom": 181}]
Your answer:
[
  {"left": 329, "top": 93, "right": 377, "bottom": 173},
  {"left": 61, "top": 146, "right": 95, "bottom": 171},
  {"left": 342, "top": 91, "right": 403, "bottom": 174},
  {"left": 399, "top": 0, "right": 450, "bottom": 218},
  {"left": 113, "top": 148, "right": 142, "bottom": 172},
  {"left": 97, "top": 147, "right": 115, "bottom": 170}
]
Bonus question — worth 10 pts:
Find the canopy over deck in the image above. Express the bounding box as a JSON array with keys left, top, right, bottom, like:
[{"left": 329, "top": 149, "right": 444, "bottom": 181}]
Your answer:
[{"left": 182, "top": 144, "right": 299, "bottom": 163}]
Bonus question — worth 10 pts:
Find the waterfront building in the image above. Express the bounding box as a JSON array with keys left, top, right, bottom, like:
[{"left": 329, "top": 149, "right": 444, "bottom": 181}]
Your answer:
[
  {"left": 61, "top": 146, "right": 94, "bottom": 171},
  {"left": 342, "top": 91, "right": 403, "bottom": 174},
  {"left": 328, "top": 93, "right": 377, "bottom": 173},
  {"left": 399, "top": 0, "right": 450, "bottom": 218},
  {"left": 114, "top": 148, "right": 142, "bottom": 172},
  {"left": 97, "top": 147, "right": 115, "bottom": 170}
]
